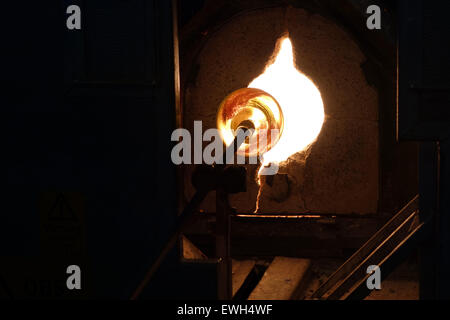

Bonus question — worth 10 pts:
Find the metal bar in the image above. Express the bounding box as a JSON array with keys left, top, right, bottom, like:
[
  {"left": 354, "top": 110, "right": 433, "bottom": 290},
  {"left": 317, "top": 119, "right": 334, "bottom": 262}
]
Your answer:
[
  {"left": 131, "top": 132, "right": 250, "bottom": 300},
  {"left": 216, "top": 188, "right": 232, "bottom": 300},
  {"left": 419, "top": 142, "right": 440, "bottom": 299},
  {"left": 312, "top": 195, "right": 419, "bottom": 298},
  {"left": 345, "top": 221, "right": 426, "bottom": 300},
  {"left": 130, "top": 190, "right": 208, "bottom": 300},
  {"left": 326, "top": 208, "right": 420, "bottom": 299},
  {"left": 215, "top": 128, "right": 254, "bottom": 300}
]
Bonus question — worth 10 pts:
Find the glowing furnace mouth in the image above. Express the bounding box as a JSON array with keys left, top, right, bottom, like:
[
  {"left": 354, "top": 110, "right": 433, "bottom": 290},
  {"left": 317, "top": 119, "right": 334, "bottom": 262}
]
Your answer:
[{"left": 248, "top": 37, "right": 325, "bottom": 168}]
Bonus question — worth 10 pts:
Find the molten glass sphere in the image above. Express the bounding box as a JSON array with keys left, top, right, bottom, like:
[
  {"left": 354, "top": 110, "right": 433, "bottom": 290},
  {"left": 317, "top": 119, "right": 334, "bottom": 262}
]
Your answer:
[{"left": 217, "top": 88, "right": 284, "bottom": 157}]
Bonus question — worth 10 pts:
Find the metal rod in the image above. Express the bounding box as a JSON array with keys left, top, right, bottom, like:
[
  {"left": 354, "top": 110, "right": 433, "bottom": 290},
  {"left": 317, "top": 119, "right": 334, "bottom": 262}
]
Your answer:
[
  {"left": 216, "top": 188, "right": 232, "bottom": 299},
  {"left": 130, "top": 130, "right": 253, "bottom": 300},
  {"left": 130, "top": 190, "right": 208, "bottom": 300},
  {"left": 312, "top": 195, "right": 419, "bottom": 299}
]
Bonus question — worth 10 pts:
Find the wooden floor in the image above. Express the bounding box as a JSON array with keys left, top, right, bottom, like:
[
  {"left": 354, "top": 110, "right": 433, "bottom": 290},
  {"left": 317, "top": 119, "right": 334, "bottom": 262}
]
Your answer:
[
  {"left": 248, "top": 257, "right": 311, "bottom": 300},
  {"left": 232, "top": 257, "right": 419, "bottom": 300},
  {"left": 232, "top": 257, "right": 312, "bottom": 300},
  {"left": 300, "top": 258, "right": 419, "bottom": 300},
  {"left": 183, "top": 236, "right": 419, "bottom": 300}
]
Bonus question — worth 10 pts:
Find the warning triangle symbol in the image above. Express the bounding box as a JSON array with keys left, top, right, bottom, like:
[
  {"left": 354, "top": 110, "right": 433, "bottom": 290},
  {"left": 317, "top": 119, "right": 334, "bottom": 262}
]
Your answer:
[
  {"left": 48, "top": 193, "right": 78, "bottom": 222},
  {"left": 0, "top": 276, "right": 13, "bottom": 299}
]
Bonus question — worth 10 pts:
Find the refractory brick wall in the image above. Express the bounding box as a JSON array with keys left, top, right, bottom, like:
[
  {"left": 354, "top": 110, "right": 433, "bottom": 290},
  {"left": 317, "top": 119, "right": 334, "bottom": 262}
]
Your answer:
[{"left": 182, "top": 7, "right": 379, "bottom": 215}]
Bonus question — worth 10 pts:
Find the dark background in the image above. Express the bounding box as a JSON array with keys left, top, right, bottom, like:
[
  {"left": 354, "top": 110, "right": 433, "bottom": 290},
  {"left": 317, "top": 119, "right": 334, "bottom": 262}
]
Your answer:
[
  {"left": 1, "top": 0, "right": 182, "bottom": 299},
  {"left": 1, "top": 0, "right": 450, "bottom": 300}
]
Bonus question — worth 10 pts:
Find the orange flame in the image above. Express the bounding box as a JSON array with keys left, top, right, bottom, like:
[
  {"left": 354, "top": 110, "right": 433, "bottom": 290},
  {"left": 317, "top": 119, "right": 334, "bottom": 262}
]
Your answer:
[{"left": 248, "top": 37, "right": 325, "bottom": 172}]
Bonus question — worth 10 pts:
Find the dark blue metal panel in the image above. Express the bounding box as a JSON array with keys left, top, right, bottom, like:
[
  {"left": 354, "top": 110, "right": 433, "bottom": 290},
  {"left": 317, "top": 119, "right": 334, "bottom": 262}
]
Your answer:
[{"left": 1, "top": 0, "right": 188, "bottom": 299}]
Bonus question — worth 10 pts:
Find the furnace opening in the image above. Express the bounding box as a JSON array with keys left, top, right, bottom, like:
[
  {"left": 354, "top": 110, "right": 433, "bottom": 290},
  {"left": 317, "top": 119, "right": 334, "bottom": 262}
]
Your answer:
[{"left": 248, "top": 36, "right": 325, "bottom": 170}]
